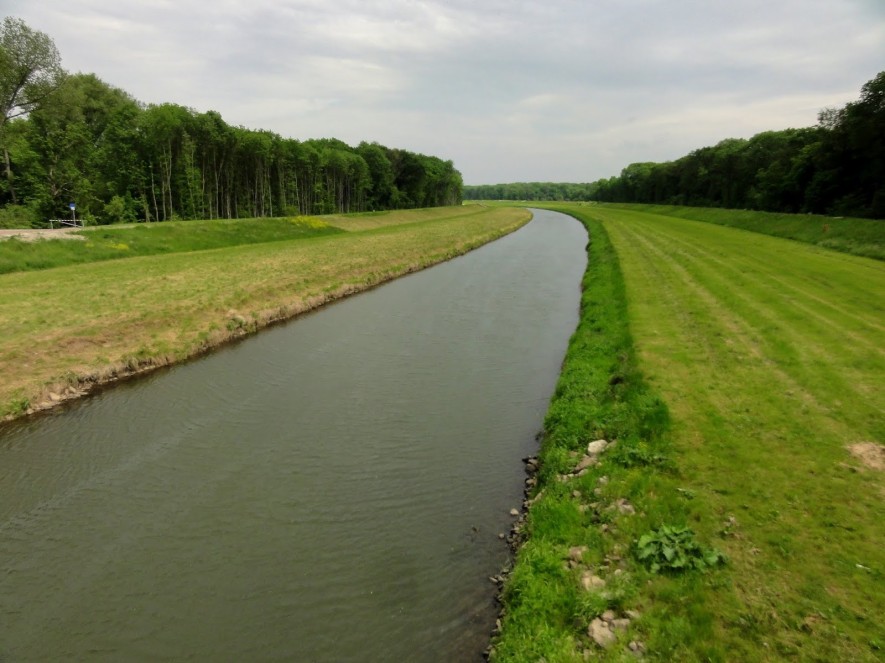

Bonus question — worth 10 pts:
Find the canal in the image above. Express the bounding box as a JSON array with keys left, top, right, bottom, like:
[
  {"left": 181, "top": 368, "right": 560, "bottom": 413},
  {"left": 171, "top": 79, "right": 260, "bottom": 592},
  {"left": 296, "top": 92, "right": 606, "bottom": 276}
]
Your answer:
[{"left": 0, "top": 209, "right": 587, "bottom": 661}]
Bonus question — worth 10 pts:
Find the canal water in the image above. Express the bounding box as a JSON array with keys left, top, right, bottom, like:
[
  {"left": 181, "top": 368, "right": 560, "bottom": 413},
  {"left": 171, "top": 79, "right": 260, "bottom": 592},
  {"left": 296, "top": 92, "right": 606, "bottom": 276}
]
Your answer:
[{"left": 0, "top": 210, "right": 586, "bottom": 662}]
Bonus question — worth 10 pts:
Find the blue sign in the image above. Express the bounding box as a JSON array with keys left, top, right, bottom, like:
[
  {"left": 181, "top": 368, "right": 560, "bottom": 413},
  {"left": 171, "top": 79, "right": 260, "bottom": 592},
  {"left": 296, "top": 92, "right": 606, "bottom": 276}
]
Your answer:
[{"left": 69, "top": 202, "right": 76, "bottom": 210}]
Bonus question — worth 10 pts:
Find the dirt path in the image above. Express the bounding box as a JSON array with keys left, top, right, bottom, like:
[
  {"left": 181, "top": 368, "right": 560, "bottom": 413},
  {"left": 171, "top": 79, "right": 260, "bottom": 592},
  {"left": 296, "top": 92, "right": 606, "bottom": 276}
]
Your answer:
[{"left": 0, "top": 228, "right": 86, "bottom": 242}]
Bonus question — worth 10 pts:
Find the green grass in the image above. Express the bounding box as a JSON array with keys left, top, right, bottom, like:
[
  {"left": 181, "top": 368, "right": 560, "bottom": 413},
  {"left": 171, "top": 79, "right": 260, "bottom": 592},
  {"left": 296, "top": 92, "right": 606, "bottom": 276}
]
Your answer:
[
  {"left": 605, "top": 203, "right": 885, "bottom": 261},
  {"left": 493, "top": 203, "right": 884, "bottom": 662},
  {"left": 321, "top": 205, "right": 493, "bottom": 232},
  {"left": 492, "top": 206, "right": 709, "bottom": 662},
  {"left": 0, "top": 216, "right": 343, "bottom": 274},
  {"left": 0, "top": 206, "right": 530, "bottom": 419}
]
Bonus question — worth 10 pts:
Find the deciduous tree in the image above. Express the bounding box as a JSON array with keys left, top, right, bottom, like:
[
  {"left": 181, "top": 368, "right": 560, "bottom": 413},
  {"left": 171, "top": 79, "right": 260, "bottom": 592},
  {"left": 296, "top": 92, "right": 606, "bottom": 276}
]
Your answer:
[{"left": 0, "top": 17, "right": 64, "bottom": 204}]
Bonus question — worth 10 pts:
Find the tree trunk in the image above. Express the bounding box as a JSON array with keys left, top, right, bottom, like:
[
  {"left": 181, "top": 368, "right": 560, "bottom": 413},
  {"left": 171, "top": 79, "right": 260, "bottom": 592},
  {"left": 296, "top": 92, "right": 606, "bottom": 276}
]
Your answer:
[{"left": 3, "top": 146, "right": 18, "bottom": 205}]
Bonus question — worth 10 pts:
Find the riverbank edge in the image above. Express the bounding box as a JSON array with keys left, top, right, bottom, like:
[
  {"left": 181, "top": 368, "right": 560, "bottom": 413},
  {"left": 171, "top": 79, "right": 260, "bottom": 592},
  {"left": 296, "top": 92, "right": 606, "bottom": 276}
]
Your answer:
[
  {"left": 489, "top": 206, "right": 718, "bottom": 661},
  {"left": 1, "top": 210, "right": 531, "bottom": 425}
]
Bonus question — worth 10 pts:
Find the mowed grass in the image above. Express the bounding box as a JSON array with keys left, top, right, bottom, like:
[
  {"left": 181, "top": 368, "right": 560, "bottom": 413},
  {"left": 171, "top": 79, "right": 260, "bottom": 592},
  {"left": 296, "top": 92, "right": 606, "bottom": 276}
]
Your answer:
[
  {"left": 0, "top": 206, "right": 530, "bottom": 418},
  {"left": 0, "top": 216, "right": 344, "bottom": 274},
  {"left": 322, "top": 205, "right": 494, "bottom": 232},
  {"left": 492, "top": 206, "right": 686, "bottom": 662},
  {"left": 605, "top": 203, "right": 885, "bottom": 261},
  {"left": 495, "top": 202, "right": 883, "bottom": 662},
  {"left": 601, "top": 206, "right": 884, "bottom": 661}
]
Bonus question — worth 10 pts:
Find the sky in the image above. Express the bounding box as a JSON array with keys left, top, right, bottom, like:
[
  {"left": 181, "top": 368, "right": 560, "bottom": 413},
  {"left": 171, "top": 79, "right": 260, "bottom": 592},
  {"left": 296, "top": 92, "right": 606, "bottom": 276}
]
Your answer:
[{"left": 5, "top": 0, "right": 885, "bottom": 184}]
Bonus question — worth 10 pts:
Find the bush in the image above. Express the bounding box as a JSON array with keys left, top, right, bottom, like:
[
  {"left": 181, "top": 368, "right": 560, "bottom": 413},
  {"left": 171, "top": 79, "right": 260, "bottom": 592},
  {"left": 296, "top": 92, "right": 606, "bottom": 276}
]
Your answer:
[
  {"left": 102, "top": 195, "right": 138, "bottom": 224},
  {"left": 0, "top": 204, "right": 38, "bottom": 229}
]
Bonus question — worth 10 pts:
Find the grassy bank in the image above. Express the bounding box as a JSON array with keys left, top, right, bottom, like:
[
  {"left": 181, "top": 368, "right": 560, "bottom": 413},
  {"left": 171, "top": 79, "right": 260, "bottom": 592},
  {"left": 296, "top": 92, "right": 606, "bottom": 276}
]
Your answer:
[
  {"left": 0, "top": 206, "right": 530, "bottom": 420},
  {"left": 604, "top": 203, "right": 885, "bottom": 261},
  {"left": 0, "top": 207, "right": 504, "bottom": 275},
  {"left": 493, "top": 204, "right": 883, "bottom": 662},
  {"left": 0, "top": 217, "right": 342, "bottom": 274}
]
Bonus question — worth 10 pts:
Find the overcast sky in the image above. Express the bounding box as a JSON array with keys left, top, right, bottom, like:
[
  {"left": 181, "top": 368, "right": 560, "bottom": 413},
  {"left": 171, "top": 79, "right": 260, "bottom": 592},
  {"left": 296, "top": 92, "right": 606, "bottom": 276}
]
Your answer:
[{"left": 5, "top": 0, "right": 885, "bottom": 184}]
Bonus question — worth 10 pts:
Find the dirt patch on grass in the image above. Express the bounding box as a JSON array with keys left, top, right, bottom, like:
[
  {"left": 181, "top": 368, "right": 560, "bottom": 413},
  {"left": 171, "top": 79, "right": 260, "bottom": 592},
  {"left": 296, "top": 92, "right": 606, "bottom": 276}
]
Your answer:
[
  {"left": 0, "top": 228, "right": 86, "bottom": 242},
  {"left": 847, "top": 442, "right": 885, "bottom": 471}
]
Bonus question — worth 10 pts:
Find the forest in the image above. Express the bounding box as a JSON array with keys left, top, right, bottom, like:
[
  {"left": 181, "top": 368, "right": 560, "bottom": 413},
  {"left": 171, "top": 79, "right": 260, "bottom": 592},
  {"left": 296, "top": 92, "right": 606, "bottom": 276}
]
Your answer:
[
  {"left": 465, "top": 72, "right": 885, "bottom": 219},
  {"left": 0, "top": 18, "right": 463, "bottom": 228},
  {"left": 463, "top": 181, "right": 597, "bottom": 202}
]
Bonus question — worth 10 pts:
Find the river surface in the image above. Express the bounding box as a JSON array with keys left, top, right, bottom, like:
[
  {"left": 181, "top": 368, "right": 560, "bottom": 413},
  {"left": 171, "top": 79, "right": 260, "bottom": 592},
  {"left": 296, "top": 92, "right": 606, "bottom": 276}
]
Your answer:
[{"left": 0, "top": 209, "right": 587, "bottom": 662}]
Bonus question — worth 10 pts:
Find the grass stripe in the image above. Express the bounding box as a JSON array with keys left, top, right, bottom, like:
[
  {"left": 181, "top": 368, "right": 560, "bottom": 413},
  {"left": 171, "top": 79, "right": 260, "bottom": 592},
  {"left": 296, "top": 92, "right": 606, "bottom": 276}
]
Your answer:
[{"left": 594, "top": 206, "right": 884, "bottom": 661}]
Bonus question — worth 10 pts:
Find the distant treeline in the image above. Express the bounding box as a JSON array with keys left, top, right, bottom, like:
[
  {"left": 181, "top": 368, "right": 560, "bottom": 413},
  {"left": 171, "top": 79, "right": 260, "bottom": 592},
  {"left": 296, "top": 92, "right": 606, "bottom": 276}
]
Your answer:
[
  {"left": 466, "top": 72, "right": 885, "bottom": 219},
  {"left": 0, "top": 20, "right": 462, "bottom": 227},
  {"left": 463, "top": 182, "right": 596, "bottom": 202}
]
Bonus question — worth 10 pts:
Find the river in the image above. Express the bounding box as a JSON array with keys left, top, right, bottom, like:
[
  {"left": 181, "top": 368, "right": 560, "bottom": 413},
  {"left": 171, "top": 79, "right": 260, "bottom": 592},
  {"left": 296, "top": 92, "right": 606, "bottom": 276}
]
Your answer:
[{"left": 0, "top": 209, "right": 587, "bottom": 661}]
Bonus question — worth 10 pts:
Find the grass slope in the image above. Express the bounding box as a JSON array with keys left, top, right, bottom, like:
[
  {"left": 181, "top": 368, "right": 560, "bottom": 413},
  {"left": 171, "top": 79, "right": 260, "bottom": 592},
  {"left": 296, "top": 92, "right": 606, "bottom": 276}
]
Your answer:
[
  {"left": 0, "top": 206, "right": 530, "bottom": 419},
  {"left": 605, "top": 203, "right": 885, "bottom": 261},
  {"left": 494, "top": 203, "right": 884, "bottom": 662},
  {"left": 321, "top": 205, "right": 494, "bottom": 232},
  {"left": 0, "top": 216, "right": 344, "bottom": 274}
]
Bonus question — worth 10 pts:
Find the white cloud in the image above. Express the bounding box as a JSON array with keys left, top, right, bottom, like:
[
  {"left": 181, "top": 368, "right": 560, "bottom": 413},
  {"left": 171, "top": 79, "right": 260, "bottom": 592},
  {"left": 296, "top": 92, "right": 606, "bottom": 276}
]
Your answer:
[{"left": 4, "top": 0, "right": 884, "bottom": 182}]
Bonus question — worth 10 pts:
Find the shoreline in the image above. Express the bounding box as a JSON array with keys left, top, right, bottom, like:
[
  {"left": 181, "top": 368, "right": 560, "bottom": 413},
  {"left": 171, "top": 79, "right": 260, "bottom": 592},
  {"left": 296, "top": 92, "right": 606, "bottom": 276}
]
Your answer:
[
  {"left": 488, "top": 202, "right": 885, "bottom": 661},
  {"left": 487, "top": 206, "right": 672, "bottom": 661},
  {"left": 1, "top": 211, "right": 531, "bottom": 426}
]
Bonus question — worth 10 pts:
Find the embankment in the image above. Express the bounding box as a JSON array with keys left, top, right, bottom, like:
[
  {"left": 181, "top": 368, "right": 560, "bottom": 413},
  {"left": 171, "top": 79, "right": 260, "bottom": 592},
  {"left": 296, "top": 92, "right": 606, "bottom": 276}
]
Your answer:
[
  {"left": 492, "top": 203, "right": 884, "bottom": 662},
  {"left": 490, "top": 206, "right": 692, "bottom": 661},
  {"left": 0, "top": 206, "right": 530, "bottom": 421}
]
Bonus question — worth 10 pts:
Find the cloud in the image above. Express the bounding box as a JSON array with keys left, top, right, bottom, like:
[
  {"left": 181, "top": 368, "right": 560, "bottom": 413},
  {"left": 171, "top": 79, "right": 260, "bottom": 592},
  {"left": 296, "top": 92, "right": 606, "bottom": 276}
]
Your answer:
[{"left": 5, "top": 0, "right": 885, "bottom": 182}]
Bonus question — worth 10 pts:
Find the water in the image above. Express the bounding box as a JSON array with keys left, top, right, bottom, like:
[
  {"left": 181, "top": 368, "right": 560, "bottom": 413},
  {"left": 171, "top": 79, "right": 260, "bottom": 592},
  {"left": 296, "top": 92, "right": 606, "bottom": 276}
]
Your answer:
[{"left": 0, "top": 210, "right": 587, "bottom": 662}]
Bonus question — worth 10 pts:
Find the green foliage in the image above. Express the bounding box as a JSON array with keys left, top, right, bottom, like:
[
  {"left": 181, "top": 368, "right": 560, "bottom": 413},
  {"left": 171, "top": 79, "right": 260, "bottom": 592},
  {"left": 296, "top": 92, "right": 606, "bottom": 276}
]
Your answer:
[
  {"left": 0, "top": 203, "right": 37, "bottom": 228},
  {"left": 103, "top": 194, "right": 138, "bottom": 224},
  {"left": 610, "top": 438, "right": 670, "bottom": 468},
  {"left": 0, "top": 23, "right": 463, "bottom": 223},
  {"left": 478, "top": 73, "right": 885, "bottom": 220},
  {"left": 3, "top": 395, "right": 30, "bottom": 418},
  {"left": 464, "top": 181, "right": 596, "bottom": 202},
  {"left": 0, "top": 17, "right": 64, "bottom": 125},
  {"left": 635, "top": 525, "right": 726, "bottom": 573}
]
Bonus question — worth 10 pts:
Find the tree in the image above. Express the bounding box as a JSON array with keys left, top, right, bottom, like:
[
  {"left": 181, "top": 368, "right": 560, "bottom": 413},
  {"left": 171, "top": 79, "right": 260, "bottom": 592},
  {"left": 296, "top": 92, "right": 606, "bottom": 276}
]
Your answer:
[
  {"left": 807, "top": 71, "right": 885, "bottom": 216},
  {"left": 0, "top": 17, "right": 64, "bottom": 204},
  {"left": 0, "top": 17, "right": 63, "bottom": 126},
  {"left": 0, "top": 19, "right": 464, "bottom": 221}
]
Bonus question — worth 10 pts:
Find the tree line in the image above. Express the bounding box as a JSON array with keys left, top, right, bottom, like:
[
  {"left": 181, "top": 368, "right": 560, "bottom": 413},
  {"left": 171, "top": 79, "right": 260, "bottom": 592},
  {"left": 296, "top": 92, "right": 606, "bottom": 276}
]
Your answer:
[
  {"left": 466, "top": 72, "right": 885, "bottom": 219},
  {"left": 463, "top": 181, "right": 597, "bottom": 202},
  {"left": 0, "top": 17, "right": 462, "bottom": 227}
]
